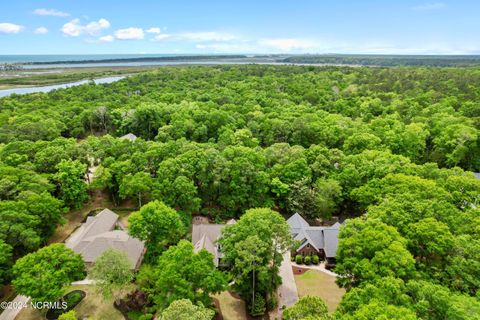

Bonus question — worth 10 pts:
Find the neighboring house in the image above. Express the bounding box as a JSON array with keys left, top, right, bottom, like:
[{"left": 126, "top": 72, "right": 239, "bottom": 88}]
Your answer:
[
  {"left": 66, "top": 209, "right": 145, "bottom": 269},
  {"left": 119, "top": 133, "right": 138, "bottom": 141},
  {"left": 287, "top": 213, "right": 341, "bottom": 266},
  {"left": 191, "top": 219, "right": 236, "bottom": 267},
  {"left": 474, "top": 172, "right": 480, "bottom": 180}
]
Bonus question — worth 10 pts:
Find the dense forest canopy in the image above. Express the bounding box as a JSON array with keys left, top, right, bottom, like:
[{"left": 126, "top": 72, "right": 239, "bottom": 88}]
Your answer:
[
  {"left": 0, "top": 65, "right": 479, "bottom": 318},
  {"left": 281, "top": 54, "right": 480, "bottom": 67}
]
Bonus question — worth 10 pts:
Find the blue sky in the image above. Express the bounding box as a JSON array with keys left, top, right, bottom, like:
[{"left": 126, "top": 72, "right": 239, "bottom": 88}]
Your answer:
[{"left": 0, "top": 0, "right": 479, "bottom": 55}]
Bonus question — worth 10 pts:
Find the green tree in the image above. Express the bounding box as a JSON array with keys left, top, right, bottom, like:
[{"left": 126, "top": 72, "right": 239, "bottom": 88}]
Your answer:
[
  {"left": 338, "top": 301, "right": 418, "bottom": 320},
  {"left": 90, "top": 249, "right": 133, "bottom": 299},
  {"left": 54, "top": 159, "right": 89, "bottom": 209},
  {"left": 144, "top": 240, "right": 227, "bottom": 310},
  {"left": 128, "top": 201, "right": 186, "bottom": 258},
  {"left": 119, "top": 171, "right": 153, "bottom": 207},
  {"left": 335, "top": 218, "right": 415, "bottom": 288},
  {"left": 12, "top": 244, "right": 85, "bottom": 302},
  {"left": 21, "top": 191, "right": 66, "bottom": 238},
  {"left": 218, "top": 208, "right": 292, "bottom": 311},
  {"left": 160, "top": 299, "right": 214, "bottom": 320},
  {"left": 283, "top": 296, "right": 330, "bottom": 320}
]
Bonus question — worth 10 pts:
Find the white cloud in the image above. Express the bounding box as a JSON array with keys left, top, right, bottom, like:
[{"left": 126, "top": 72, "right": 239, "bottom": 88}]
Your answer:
[
  {"left": 412, "top": 3, "right": 446, "bottom": 11},
  {"left": 178, "top": 31, "right": 236, "bottom": 42},
  {"left": 0, "top": 23, "right": 24, "bottom": 34},
  {"left": 258, "top": 38, "right": 316, "bottom": 51},
  {"left": 85, "top": 18, "right": 110, "bottom": 36},
  {"left": 34, "top": 26, "right": 49, "bottom": 35},
  {"left": 153, "top": 33, "right": 171, "bottom": 41},
  {"left": 33, "top": 8, "right": 70, "bottom": 17},
  {"left": 146, "top": 27, "right": 161, "bottom": 34},
  {"left": 61, "top": 18, "right": 110, "bottom": 37},
  {"left": 114, "top": 27, "right": 144, "bottom": 40},
  {"left": 61, "top": 19, "right": 82, "bottom": 36},
  {"left": 99, "top": 35, "right": 114, "bottom": 42}
]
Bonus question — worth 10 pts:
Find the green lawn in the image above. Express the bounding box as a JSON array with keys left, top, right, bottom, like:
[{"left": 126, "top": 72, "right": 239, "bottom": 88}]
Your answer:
[
  {"left": 15, "top": 285, "right": 126, "bottom": 320},
  {"left": 294, "top": 270, "right": 345, "bottom": 313},
  {"left": 212, "top": 291, "right": 247, "bottom": 320}
]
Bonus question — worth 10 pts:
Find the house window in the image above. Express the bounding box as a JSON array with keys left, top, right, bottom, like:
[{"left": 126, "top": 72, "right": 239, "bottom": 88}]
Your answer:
[{"left": 307, "top": 244, "right": 310, "bottom": 248}]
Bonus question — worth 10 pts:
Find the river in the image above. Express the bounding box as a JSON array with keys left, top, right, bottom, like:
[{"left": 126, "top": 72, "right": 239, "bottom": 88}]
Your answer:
[{"left": 0, "top": 76, "right": 125, "bottom": 98}]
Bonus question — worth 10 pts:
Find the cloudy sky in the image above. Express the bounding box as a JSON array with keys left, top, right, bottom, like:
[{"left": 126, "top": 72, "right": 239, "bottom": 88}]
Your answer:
[{"left": 0, "top": 0, "right": 479, "bottom": 55}]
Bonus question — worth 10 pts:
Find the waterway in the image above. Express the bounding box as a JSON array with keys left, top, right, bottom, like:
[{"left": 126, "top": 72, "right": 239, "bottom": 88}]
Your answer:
[{"left": 0, "top": 76, "right": 124, "bottom": 98}]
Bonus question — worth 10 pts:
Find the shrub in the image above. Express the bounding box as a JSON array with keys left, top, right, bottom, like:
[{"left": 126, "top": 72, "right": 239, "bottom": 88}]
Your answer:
[
  {"left": 58, "top": 310, "right": 77, "bottom": 320},
  {"left": 291, "top": 254, "right": 295, "bottom": 262},
  {"left": 304, "top": 256, "right": 311, "bottom": 265},
  {"left": 296, "top": 255, "right": 303, "bottom": 264},
  {"left": 312, "top": 255, "right": 320, "bottom": 265},
  {"left": 250, "top": 293, "right": 266, "bottom": 316}
]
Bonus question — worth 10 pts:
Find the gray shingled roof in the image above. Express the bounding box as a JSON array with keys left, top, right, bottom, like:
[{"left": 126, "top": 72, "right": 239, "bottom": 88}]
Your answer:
[
  {"left": 323, "top": 229, "right": 340, "bottom": 258},
  {"left": 288, "top": 213, "right": 341, "bottom": 258},
  {"left": 287, "top": 213, "right": 310, "bottom": 229},
  {"left": 192, "top": 222, "right": 234, "bottom": 266},
  {"left": 66, "top": 209, "right": 145, "bottom": 269},
  {"left": 119, "top": 133, "right": 138, "bottom": 141}
]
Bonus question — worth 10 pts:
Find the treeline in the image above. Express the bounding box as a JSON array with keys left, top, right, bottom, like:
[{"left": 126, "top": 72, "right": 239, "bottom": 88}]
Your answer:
[
  {"left": 281, "top": 54, "right": 480, "bottom": 67},
  {"left": 1, "top": 65, "right": 478, "bottom": 170}
]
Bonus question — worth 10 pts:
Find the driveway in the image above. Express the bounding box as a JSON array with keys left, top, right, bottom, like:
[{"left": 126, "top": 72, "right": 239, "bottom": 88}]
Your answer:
[
  {"left": 0, "top": 295, "right": 29, "bottom": 320},
  {"left": 291, "top": 261, "right": 339, "bottom": 277},
  {"left": 277, "top": 251, "right": 299, "bottom": 309}
]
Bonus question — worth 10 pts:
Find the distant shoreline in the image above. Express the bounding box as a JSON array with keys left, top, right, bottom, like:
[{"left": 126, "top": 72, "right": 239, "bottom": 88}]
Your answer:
[
  {"left": 24, "top": 54, "right": 250, "bottom": 65},
  {"left": 2, "top": 53, "right": 480, "bottom": 67}
]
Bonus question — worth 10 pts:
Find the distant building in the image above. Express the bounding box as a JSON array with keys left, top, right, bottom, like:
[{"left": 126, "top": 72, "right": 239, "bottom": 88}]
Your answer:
[
  {"left": 66, "top": 209, "right": 145, "bottom": 269},
  {"left": 191, "top": 219, "right": 236, "bottom": 267},
  {"left": 474, "top": 172, "right": 480, "bottom": 180},
  {"left": 287, "top": 213, "right": 341, "bottom": 266},
  {"left": 119, "top": 133, "right": 138, "bottom": 141}
]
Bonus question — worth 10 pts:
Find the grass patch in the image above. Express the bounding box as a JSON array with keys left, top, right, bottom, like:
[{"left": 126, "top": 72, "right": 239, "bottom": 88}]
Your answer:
[
  {"left": 294, "top": 270, "right": 345, "bottom": 313},
  {"left": 212, "top": 291, "right": 247, "bottom": 320},
  {"left": 15, "top": 285, "right": 124, "bottom": 320}
]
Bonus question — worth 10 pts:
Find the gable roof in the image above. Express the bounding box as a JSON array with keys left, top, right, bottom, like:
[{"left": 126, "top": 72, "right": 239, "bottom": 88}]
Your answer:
[
  {"left": 288, "top": 213, "right": 341, "bottom": 258},
  {"left": 192, "top": 221, "right": 235, "bottom": 266},
  {"left": 119, "top": 133, "right": 137, "bottom": 141},
  {"left": 66, "top": 209, "right": 145, "bottom": 269},
  {"left": 66, "top": 209, "right": 118, "bottom": 248},
  {"left": 287, "top": 213, "right": 310, "bottom": 229}
]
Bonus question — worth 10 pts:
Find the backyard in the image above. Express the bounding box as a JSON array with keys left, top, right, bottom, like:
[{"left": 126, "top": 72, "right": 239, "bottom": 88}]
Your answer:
[
  {"left": 212, "top": 291, "right": 247, "bottom": 320},
  {"left": 294, "top": 269, "right": 345, "bottom": 313}
]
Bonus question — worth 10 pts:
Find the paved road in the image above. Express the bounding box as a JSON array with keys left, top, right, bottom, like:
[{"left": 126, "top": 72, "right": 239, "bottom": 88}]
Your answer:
[
  {"left": 0, "top": 295, "right": 29, "bottom": 320},
  {"left": 278, "top": 251, "right": 299, "bottom": 309}
]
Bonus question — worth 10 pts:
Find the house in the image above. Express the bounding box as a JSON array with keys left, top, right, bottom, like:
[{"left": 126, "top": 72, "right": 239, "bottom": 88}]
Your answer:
[
  {"left": 287, "top": 213, "right": 341, "bottom": 266},
  {"left": 66, "top": 209, "right": 145, "bottom": 269},
  {"left": 191, "top": 219, "right": 236, "bottom": 267},
  {"left": 119, "top": 133, "right": 138, "bottom": 141}
]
